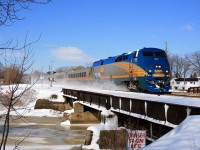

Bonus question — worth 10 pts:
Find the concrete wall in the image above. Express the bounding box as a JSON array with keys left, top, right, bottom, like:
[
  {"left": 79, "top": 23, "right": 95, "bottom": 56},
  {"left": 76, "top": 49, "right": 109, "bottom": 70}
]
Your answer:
[
  {"left": 34, "top": 99, "right": 72, "bottom": 112},
  {"left": 98, "top": 129, "right": 127, "bottom": 149},
  {"left": 69, "top": 103, "right": 100, "bottom": 123}
]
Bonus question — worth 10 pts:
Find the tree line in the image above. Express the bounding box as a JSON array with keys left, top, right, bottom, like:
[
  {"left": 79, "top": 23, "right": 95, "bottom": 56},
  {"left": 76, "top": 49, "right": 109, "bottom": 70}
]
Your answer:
[{"left": 168, "top": 50, "right": 200, "bottom": 79}]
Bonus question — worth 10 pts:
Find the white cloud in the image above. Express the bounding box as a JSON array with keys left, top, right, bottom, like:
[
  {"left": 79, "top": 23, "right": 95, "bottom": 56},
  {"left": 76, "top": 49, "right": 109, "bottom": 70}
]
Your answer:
[
  {"left": 50, "top": 46, "right": 96, "bottom": 63},
  {"left": 181, "top": 24, "right": 194, "bottom": 31}
]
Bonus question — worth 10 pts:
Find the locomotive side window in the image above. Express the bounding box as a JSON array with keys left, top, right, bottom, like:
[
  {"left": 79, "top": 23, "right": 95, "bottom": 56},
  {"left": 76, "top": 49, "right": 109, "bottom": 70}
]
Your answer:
[
  {"left": 115, "top": 56, "right": 122, "bottom": 62},
  {"left": 123, "top": 55, "right": 129, "bottom": 60}
]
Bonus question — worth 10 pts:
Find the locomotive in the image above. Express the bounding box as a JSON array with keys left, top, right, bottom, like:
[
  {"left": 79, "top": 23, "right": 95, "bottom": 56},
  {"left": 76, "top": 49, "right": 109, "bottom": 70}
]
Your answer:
[{"left": 67, "top": 47, "right": 170, "bottom": 93}]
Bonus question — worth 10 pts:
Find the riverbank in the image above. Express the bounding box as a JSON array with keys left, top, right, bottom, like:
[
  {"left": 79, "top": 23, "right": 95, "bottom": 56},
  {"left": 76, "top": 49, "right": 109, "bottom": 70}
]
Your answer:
[
  {"left": 0, "top": 116, "right": 92, "bottom": 150},
  {"left": 0, "top": 84, "right": 90, "bottom": 149}
]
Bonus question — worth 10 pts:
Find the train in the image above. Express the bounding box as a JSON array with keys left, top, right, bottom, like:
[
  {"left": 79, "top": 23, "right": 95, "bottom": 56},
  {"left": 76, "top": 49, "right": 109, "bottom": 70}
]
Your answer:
[{"left": 67, "top": 47, "right": 170, "bottom": 93}]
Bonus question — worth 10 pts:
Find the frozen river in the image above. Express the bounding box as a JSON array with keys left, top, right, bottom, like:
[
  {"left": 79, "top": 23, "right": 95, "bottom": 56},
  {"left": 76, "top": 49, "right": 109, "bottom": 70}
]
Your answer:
[{"left": 0, "top": 116, "right": 92, "bottom": 150}]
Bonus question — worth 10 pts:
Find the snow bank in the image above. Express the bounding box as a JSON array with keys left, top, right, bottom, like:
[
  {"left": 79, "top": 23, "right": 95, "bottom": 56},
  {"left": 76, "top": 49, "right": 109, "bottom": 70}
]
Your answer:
[
  {"left": 60, "top": 109, "right": 75, "bottom": 126},
  {"left": 34, "top": 85, "right": 65, "bottom": 102},
  {"left": 142, "top": 115, "right": 200, "bottom": 150},
  {"left": 60, "top": 120, "right": 71, "bottom": 126},
  {"left": 0, "top": 84, "right": 65, "bottom": 117},
  {"left": 82, "top": 109, "right": 118, "bottom": 149}
]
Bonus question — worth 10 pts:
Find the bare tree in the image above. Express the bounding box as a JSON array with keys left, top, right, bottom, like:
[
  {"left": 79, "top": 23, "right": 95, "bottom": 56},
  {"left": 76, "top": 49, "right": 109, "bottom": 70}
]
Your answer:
[
  {"left": 168, "top": 54, "right": 182, "bottom": 78},
  {"left": 0, "top": 1, "right": 51, "bottom": 149},
  {"left": 185, "top": 50, "right": 200, "bottom": 76},
  {"left": 183, "top": 57, "right": 191, "bottom": 85},
  {"left": 0, "top": 0, "right": 50, "bottom": 26},
  {"left": 0, "top": 46, "right": 39, "bottom": 149},
  {"left": 168, "top": 53, "right": 176, "bottom": 78},
  {"left": 168, "top": 53, "right": 191, "bottom": 79},
  {"left": 0, "top": 0, "right": 51, "bottom": 52}
]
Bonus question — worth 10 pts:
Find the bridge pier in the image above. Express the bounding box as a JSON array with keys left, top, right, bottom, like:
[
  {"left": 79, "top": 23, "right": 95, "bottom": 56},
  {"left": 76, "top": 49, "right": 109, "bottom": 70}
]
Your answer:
[{"left": 62, "top": 102, "right": 101, "bottom": 124}]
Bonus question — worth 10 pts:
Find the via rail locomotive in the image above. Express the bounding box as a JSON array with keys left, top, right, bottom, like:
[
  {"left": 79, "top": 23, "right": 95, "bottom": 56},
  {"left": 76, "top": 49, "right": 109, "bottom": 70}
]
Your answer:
[{"left": 67, "top": 47, "right": 170, "bottom": 93}]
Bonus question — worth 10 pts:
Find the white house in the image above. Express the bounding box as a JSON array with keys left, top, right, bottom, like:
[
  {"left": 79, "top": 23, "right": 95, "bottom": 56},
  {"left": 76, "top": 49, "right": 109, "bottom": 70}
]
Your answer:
[{"left": 170, "top": 77, "right": 200, "bottom": 91}]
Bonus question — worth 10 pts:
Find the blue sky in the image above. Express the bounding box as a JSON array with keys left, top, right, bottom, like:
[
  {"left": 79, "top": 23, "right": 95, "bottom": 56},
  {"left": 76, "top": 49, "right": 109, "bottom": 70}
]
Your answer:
[{"left": 0, "top": 0, "right": 200, "bottom": 71}]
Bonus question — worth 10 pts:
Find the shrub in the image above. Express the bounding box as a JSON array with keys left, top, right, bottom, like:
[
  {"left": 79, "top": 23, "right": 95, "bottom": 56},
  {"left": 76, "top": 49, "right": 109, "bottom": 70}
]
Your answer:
[{"left": 50, "top": 94, "right": 58, "bottom": 99}]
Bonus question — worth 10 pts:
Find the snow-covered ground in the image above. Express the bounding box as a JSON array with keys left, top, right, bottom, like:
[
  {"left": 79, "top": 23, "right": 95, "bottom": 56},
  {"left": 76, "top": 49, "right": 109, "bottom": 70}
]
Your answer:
[
  {"left": 1, "top": 83, "right": 200, "bottom": 149},
  {"left": 0, "top": 84, "right": 65, "bottom": 117}
]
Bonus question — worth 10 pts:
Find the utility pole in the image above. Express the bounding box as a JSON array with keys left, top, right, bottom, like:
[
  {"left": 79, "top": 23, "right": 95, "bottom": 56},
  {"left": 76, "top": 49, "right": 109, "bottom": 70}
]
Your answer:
[
  {"left": 165, "top": 42, "right": 168, "bottom": 54},
  {"left": 47, "top": 61, "right": 56, "bottom": 87}
]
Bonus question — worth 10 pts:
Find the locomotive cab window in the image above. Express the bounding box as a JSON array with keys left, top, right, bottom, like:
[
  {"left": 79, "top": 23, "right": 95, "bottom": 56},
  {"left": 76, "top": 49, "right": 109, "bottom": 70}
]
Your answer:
[
  {"left": 143, "top": 52, "right": 154, "bottom": 56},
  {"left": 115, "top": 56, "right": 122, "bottom": 62},
  {"left": 155, "top": 52, "right": 166, "bottom": 57}
]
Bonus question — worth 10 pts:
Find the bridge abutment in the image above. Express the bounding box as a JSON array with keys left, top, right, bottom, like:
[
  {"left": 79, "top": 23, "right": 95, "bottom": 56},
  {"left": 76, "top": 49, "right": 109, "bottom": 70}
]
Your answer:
[{"left": 62, "top": 102, "right": 101, "bottom": 124}]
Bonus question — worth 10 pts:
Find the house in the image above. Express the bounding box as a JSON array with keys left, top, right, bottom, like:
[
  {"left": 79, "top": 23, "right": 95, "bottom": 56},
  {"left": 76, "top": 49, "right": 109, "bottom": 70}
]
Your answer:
[{"left": 170, "top": 77, "right": 200, "bottom": 91}]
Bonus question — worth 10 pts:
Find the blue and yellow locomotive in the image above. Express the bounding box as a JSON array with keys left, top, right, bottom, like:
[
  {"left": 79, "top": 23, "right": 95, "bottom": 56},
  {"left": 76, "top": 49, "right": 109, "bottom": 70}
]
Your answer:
[{"left": 67, "top": 47, "right": 170, "bottom": 93}]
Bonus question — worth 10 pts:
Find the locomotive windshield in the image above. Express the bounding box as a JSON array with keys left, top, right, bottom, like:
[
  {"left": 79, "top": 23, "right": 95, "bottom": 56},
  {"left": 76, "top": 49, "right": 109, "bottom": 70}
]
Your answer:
[
  {"left": 155, "top": 52, "right": 166, "bottom": 57},
  {"left": 143, "top": 51, "right": 166, "bottom": 57}
]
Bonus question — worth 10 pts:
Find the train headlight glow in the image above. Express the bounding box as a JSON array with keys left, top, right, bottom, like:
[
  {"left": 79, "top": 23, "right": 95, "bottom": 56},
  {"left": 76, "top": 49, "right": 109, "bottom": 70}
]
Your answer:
[
  {"left": 149, "top": 69, "right": 152, "bottom": 73},
  {"left": 159, "top": 65, "right": 161, "bottom": 68},
  {"left": 166, "top": 70, "right": 169, "bottom": 73}
]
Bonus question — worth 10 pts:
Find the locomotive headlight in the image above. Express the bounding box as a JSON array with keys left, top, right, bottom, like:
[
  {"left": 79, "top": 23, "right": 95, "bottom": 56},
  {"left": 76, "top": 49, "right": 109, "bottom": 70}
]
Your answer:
[
  {"left": 149, "top": 69, "right": 152, "bottom": 73},
  {"left": 159, "top": 65, "right": 161, "bottom": 68},
  {"left": 166, "top": 70, "right": 169, "bottom": 73}
]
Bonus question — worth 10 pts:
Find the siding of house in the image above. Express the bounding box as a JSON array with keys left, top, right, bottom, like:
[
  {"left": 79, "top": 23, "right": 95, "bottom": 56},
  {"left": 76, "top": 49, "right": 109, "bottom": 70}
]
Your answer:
[{"left": 170, "top": 78, "right": 200, "bottom": 91}]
